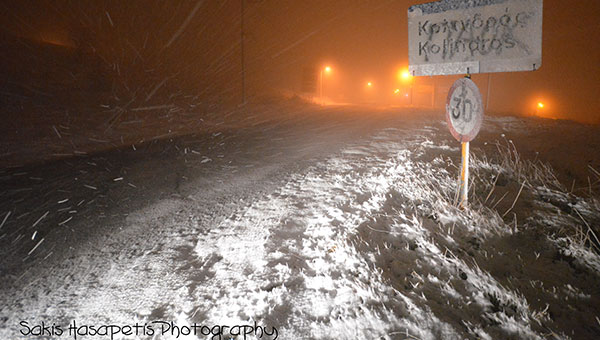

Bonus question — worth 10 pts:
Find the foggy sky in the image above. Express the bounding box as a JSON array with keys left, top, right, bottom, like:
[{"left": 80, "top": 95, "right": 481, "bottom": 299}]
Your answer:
[{"left": 0, "top": 0, "right": 598, "bottom": 123}]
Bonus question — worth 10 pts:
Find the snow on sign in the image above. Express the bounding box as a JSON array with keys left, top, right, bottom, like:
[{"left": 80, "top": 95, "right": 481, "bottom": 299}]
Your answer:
[
  {"left": 445, "top": 78, "right": 483, "bottom": 142},
  {"left": 408, "top": 0, "right": 543, "bottom": 76}
]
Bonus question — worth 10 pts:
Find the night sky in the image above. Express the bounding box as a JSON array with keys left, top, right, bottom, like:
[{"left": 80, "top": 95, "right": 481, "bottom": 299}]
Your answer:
[{"left": 0, "top": 0, "right": 599, "bottom": 123}]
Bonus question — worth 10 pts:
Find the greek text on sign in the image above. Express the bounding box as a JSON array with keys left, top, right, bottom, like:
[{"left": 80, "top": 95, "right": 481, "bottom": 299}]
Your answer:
[
  {"left": 408, "top": 0, "right": 543, "bottom": 76},
  {"left": 445, "top": 78, "right": 483, "bottom": 142}
]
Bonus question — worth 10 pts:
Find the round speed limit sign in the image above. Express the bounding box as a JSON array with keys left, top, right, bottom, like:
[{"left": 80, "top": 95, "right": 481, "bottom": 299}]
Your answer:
[{"left": 445, "top": 78, "right": 483, "bottom": 142}]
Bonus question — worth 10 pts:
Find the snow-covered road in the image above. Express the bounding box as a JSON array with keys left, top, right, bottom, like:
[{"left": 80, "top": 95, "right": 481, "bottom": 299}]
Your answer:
[{"left": 1, "top": 109, "right": 600, "bottom": 339}]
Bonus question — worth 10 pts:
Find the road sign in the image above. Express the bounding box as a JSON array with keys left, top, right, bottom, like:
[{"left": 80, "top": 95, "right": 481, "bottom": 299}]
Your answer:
[
  {"left": 445, "top": 77, "right": 483, "bottom": 207},
  {"left": 408, "top": 0, "right": 543, "bottom": 76},
  {"left": 445, "top": 78, "right": 483, "bottom": 142}
]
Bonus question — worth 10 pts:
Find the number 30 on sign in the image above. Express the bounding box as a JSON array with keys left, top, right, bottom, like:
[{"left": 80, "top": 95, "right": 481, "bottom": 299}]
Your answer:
[{"left": 445, "top": 78, "right": 483, "bottom": 143}]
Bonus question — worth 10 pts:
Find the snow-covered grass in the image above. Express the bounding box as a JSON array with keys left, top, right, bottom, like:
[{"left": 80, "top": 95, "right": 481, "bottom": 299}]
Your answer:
[
  {"left": 179, "top": 127, "right": 600, "bottom": 339},
  {"left": 88, "top": 127, "right": 598, "bottom": 339},
  {"left": 2, "top": 114, "right": 599, "bottom": 340}
]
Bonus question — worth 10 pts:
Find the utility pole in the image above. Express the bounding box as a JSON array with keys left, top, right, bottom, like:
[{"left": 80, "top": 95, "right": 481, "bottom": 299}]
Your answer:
[
  {"left": 319, "top": 69, "right": 323, "bottom": 105},
  {"left": 241, "top": 0, "right": 246, "bottom": 105}
]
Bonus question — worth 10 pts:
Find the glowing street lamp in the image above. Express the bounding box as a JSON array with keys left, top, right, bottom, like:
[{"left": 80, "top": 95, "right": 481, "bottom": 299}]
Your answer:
[
  {"left": 399, "top": 68, "right": 414, "bottom": 106},
  {"left": 535, "top": 101, "right": 545, "bottom": 116},
  {"left": 367, "top": 81, "right": 373, "bottom": 87},
  {"left": 320, "top": 66, "right": 332, "bottom": 104},
  {"left": 400, "top": 70, "right": 412, "bottom": 81}
]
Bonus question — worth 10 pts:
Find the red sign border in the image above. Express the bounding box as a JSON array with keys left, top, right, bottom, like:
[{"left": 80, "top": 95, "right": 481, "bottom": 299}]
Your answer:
[{"left": 445, "top": 78, "right": 483, "bottom": 143}]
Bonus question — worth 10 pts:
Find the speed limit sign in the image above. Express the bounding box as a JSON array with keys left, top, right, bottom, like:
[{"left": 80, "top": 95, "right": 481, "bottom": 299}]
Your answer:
[
  {"left": 445, "top": 78, "right": 483, "bottom": 143},
  {"left": 445, "top": 77, "right": 483, "bottom": 208}
]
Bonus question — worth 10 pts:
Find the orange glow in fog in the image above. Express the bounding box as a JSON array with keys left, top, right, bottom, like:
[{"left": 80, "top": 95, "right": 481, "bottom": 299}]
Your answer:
[
  {"left": 401, "top": 70, "right": 411, "bottom": 81},
  {"left": 398, "top": 68, "right": 413, "bottom": 84},
  {"left": 533, "top": 100, "right": 558, "bottom": 120}
]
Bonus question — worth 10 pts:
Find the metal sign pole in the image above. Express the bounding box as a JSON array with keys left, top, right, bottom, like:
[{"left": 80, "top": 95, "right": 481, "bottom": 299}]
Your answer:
[{"left": 460, "top": 141, "right": 469, "bottom": 207}]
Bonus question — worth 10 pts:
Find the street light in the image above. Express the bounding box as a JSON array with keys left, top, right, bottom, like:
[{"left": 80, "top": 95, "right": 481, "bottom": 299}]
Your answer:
[
  {"left": 535, "top": 101, "right": 545, "bottom": 117},
  {"left": 398, "top": 69, "right": 413, "bottom": 106},
  {"left": 367, "top": 81, "right": 373, "bottom": 87},
  {"left": 400, "top": 70, "right": 411, "bottom": 81},
  {"left": 320, "top": 66, "right": 332, "bottom": 105},
  {"left": 399, "top": 68, "right": 414, "bottom": 106}
]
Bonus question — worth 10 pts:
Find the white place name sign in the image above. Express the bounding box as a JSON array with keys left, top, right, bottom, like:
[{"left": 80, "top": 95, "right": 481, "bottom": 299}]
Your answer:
[{"left": 408, "top": 0, "right": 543, "bottom": 76}]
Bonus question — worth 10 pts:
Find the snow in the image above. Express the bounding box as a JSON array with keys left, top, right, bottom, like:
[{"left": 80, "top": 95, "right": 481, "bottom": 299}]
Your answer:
[
  {"left": 1, "top": 107, "right": 599, "bottom": 339},
  {"left": 178, "top": 128, "right": 558, "bottom": 338}
]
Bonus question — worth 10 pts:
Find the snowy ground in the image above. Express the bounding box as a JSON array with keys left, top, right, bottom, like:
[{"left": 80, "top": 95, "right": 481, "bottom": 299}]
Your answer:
[{"left": 1, "top": 104, "right": 599, "bottom": 339}]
